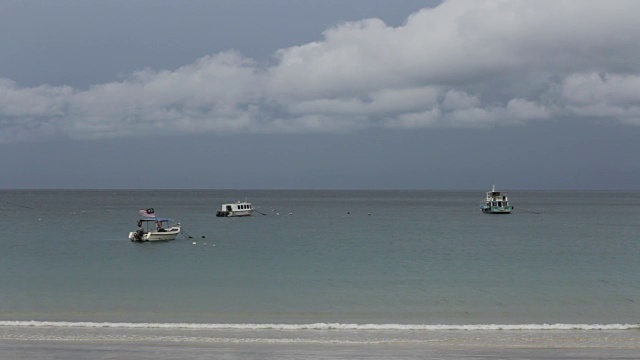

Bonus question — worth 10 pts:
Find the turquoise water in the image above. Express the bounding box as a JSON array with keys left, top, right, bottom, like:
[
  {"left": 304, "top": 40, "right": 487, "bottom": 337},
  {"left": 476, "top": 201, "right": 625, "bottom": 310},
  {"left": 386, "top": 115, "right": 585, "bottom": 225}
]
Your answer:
[{"left": 1, "top": 189, "right": 639, "bottom": 352}]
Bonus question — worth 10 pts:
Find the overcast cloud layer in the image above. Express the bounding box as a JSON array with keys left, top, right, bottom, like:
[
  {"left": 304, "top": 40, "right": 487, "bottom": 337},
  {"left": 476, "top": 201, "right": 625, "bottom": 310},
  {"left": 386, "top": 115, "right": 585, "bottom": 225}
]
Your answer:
[{"left": 2, "top": 0, "right": 640, "bottom": 144}]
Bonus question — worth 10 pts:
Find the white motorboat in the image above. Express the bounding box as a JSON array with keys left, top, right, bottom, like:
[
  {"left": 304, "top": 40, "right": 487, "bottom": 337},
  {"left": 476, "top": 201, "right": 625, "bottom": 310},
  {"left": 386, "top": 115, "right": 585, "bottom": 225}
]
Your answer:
[
  {"left": 129, "top": 218, "right": 181, "bottom": 242},
  {"left": 216, "top": 200, "right": 254, "bottom": 217}
]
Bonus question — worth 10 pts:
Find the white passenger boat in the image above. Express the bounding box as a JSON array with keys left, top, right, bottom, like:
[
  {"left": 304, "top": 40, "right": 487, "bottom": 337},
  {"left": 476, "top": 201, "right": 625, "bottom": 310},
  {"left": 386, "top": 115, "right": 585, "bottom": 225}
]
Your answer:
[
  {"left": 129, "top": 214, "right": 181, "bottom": 242},
  {"left": 216, "top": 201, "right": 254, "bottom": 217},
  {"left": 480, "top": 185, "right": 513, "bottom": 214}
]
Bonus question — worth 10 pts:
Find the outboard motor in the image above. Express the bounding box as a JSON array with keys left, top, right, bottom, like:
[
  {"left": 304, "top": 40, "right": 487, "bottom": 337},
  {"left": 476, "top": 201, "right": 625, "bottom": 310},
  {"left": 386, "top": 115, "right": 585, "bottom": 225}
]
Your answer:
[{"left": 134, "top": 229, "right": 145, "bottom": 241}]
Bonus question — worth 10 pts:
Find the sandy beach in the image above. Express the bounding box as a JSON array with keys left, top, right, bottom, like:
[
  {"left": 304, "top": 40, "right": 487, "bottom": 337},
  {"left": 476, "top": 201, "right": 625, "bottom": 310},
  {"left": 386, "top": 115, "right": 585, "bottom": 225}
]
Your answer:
[
  {"left": 2, "top": 325, "right": 640, "bottom": 360},
  {"left": 2, "top": 339, "right": 640, "bottom": 360}
]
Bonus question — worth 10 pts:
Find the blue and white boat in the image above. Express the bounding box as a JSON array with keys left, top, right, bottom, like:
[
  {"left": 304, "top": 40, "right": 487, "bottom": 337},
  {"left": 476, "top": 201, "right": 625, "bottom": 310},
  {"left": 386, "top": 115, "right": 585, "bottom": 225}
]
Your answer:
[{"left": 480, "top": 185, "right": 513, "bottom": 214}]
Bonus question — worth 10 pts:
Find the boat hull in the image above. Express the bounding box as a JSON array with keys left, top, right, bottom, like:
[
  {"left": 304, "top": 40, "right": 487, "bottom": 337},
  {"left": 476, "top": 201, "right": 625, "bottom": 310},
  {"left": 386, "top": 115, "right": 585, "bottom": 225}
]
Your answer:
[
  {"left": 129, "top": 227, "right": 181, "bottom": 241},
  {"left": 480, "top": 205, "right": 513, "bottom": 214},
  {"left": 216, "top": 210, "right": 252, "bottom": 217}
]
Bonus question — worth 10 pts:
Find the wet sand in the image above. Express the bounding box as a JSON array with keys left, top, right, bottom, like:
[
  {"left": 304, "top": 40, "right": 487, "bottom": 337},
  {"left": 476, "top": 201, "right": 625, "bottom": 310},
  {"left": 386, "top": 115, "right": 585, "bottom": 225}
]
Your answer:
[
  {"left": 2, "top": 337, "right": 640, "bottom": 360},
  {"left": 2, "top": 324, "right": 639, "bottom": 359}
]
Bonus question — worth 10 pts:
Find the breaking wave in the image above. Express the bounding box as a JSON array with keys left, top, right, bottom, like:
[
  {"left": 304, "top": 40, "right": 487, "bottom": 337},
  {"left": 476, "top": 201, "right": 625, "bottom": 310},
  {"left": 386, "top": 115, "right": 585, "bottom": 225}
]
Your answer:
[{"left": 1, "top": 321, "right": 638, "bottom": 331}]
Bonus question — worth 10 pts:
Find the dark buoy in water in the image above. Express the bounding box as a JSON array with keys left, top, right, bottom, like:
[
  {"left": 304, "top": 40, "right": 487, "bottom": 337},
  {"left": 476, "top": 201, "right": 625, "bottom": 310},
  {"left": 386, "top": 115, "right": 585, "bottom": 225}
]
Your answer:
[{"left": 202, "top": 235, "right": 206, "bottom": 238}]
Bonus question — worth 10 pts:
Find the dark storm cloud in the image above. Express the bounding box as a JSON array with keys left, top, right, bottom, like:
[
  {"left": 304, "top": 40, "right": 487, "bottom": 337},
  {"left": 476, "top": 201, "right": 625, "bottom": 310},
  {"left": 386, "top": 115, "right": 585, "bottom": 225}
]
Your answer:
[{"left": 2, "top": 0, "right": 640, "bottom": 144}]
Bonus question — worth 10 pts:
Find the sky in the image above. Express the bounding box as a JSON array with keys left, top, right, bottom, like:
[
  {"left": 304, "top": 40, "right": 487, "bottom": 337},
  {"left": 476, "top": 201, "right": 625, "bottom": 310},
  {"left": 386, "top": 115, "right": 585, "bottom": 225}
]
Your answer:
[{"left": 1, "top": 0, "right": 640, "bottom": 190}]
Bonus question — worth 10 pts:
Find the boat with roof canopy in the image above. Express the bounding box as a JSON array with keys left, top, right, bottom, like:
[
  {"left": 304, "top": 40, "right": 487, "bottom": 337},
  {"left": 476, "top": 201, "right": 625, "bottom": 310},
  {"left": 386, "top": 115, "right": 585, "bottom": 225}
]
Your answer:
[
  {"left": 480, "top": 185, "right": 513, "bottom": 214},
  {"left": 216, "top": 200, "right": 254, "bottom": 217},
  {"left": 128, "top": 208, "right": 181, "bottom": 241}
]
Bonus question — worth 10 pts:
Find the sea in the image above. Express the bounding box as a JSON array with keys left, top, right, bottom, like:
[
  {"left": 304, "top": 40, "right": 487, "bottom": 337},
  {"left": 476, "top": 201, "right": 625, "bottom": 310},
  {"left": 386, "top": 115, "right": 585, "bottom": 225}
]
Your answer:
[{"left": 0, "top": 189, "right": 639, "bottom": 359}]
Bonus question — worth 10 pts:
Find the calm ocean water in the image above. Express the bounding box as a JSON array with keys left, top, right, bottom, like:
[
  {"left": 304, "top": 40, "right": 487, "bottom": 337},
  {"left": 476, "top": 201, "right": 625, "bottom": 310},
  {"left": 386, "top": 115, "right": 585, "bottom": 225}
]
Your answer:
[{"left": 1, "top": 189, "right": 639, "bottom": 357}]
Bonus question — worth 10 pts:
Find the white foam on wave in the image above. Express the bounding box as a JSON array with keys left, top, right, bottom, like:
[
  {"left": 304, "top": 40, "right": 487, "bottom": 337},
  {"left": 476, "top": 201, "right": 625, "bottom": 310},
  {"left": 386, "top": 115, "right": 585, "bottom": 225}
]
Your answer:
[{"left": 1, "top": 321, "right": 638, "bottom": 331}]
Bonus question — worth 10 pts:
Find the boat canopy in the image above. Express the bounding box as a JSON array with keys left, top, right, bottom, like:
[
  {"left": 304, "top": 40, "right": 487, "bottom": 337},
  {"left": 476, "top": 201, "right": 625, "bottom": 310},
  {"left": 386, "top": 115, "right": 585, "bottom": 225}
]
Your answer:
[{"left": 137, "top": 218, "right": 172, "bottom": 222}]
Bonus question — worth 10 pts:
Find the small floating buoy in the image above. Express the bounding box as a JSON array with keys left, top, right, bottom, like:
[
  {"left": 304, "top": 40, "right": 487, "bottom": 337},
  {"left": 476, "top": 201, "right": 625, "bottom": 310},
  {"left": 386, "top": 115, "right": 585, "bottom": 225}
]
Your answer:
[
  {"left": 192, "top": 241, "right": 196, "bottom": 245},
  {"left": 202, "top": 235, "right": 205, "bottom": 238}
]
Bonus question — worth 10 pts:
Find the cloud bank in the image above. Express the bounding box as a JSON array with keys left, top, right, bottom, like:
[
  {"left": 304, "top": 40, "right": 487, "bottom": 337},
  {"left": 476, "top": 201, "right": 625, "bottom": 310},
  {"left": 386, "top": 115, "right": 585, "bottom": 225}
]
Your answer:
[{"left": 2, "top": 0, "right": 640, "bottom": 143}]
